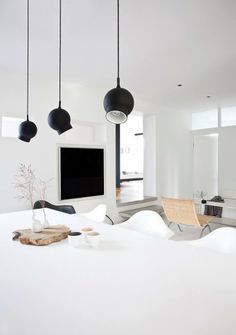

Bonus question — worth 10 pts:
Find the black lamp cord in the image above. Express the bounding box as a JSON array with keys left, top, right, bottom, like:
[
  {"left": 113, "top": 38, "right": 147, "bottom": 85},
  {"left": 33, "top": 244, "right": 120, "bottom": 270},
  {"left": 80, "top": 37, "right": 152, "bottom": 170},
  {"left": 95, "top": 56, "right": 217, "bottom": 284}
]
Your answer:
[
  {"left": 58, "top": 0, "right": 62, "bottom": 108},
  {"left": 117, "top": 0, "right": 120, "bottom": 88},
  {"left": 26, "top": 0, "right": 30, "bottom": 120}
]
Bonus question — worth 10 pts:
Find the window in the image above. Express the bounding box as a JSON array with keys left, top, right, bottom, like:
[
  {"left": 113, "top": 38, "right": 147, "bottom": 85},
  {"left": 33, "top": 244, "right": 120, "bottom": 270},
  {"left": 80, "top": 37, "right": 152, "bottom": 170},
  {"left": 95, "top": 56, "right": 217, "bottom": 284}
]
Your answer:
[
  {"left": 1, "top": 117, "right": 24, "bottom": 138},
  {"left": 221, "top": 107, "right": 236, "bottom": 127},
  {"left": 192, "top": 110, "right": 218, "bottom": 130}
]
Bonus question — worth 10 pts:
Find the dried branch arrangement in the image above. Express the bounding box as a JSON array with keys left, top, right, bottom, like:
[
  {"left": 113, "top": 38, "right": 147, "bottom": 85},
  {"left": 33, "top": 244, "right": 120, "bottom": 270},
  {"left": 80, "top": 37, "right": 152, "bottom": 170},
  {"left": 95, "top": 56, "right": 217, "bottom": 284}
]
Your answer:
[
  {"left": 14, "top": 164, "right": 52, "bottom": 208},
  {"left": 14, "top": 164, "right": 36, "bottom": 208}
]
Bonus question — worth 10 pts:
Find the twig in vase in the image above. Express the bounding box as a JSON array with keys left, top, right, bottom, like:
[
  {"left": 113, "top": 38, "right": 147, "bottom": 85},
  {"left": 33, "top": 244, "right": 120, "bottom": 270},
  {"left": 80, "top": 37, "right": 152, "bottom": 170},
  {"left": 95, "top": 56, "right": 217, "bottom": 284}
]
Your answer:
[{"left": 13, "top": 164, "right": 36, "bottom": 209}]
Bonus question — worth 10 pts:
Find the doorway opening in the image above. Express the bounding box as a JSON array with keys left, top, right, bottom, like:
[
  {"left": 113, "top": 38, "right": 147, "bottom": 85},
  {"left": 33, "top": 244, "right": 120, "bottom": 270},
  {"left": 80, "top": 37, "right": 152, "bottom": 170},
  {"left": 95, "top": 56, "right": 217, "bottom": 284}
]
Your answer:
[
  {"left": 116, "top": 115, "right": 143, "bottom": 204},
  {"left": 116, "top": 114, "right": 157, "bottom": 205}
]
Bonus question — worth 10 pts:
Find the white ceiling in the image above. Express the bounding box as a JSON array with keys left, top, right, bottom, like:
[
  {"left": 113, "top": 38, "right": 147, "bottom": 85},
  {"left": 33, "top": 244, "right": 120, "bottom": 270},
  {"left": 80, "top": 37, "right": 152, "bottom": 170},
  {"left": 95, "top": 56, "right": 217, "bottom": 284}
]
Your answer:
[{"left": 1, "top": 0, "right": 236, "bottom": 113}]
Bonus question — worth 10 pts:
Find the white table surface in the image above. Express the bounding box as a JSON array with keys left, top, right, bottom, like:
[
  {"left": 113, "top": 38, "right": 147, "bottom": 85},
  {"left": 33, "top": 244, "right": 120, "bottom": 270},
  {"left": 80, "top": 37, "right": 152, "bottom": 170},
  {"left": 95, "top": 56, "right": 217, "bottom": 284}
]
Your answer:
[{"left": 0, "top": 208, "right": 236, "bottom": 335}]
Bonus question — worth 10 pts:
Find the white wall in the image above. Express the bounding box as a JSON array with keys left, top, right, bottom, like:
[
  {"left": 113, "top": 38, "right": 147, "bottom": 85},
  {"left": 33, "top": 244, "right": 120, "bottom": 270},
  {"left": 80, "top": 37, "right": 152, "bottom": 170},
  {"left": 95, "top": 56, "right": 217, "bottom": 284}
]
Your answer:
[
  {"left": 0, "top": 71, "right": 195, "bottom": 216},
  {"left": 216, "top": 125, "right": 236, "bottom": 219},
  {"left": 143, "top": 115, "right": 157, "bottom": 197},
  {"left": 157, "top": 109, "right": 193, "bottom": 199},
  {"left": 193, "top": 134, "right": 218, "bottom": 199},
  {"left": 0, "top": 75, "right": 117, "bottom": 217},
  {"left": 218, "top": 126, "right": 236, "bottom": 199},
  {"left": 0, "top": 73, "right": 164, "bottom": 219},
  {"left": 191, "top": 125, "right": 236, "bottom": 219}
]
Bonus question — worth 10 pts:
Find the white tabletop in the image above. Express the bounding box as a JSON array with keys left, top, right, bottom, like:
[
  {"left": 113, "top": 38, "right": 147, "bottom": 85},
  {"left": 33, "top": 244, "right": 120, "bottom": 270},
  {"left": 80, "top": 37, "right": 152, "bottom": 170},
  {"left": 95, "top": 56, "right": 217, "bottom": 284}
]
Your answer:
[{"left": 0, "top": 208, "right": 236, "bottom": 335}]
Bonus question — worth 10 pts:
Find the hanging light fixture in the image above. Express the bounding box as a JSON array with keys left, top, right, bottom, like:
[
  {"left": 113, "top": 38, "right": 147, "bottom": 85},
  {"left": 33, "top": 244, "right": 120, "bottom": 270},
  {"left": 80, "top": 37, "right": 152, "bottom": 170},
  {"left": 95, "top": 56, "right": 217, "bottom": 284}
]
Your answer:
[
  {"left": 103, "top": 0, "right": 134, "bottom": 124},
  {"left": 18, "top": 0, "right": 37, "bottom": 142},
  {"left": 48, "top": 0, "right": 72, "bottom": 134}
]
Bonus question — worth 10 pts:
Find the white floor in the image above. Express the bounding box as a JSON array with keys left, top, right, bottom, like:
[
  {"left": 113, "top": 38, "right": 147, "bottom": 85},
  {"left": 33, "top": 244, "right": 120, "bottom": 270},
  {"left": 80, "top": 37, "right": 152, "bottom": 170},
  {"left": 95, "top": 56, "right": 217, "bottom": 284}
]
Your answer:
[
  {"left": 117, "top": 180, "right": 144, "bottom": 203},
  {"left": 163, "top": 216, "right": 232, "bottom": 241},
  {"left": 168, "top": 222, "right": 215, "bottom": 241},
  {"left": 117, "top": 180, "right": 156, "bottom": 205},
  {"left": 118, "top": 212, "right": 234, "bottom": 241}
]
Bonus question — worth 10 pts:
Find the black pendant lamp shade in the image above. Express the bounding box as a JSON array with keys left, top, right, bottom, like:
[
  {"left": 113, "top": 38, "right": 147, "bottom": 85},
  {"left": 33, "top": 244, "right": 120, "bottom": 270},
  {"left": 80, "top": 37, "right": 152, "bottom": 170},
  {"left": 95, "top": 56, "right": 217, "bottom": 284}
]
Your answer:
[
  {"left": 48, "top": 0, "right": 72, "bottom": 134},
  {"left": 104, "top": 79, "right": 134, "bottom": 124},
  {"left": 103, "top": 0, "right": 134, "bottom": 124},
  {"left": 18, "top": 0, "right": 37, "bottom": 142},
  {"left": 48, "top": 102, "right": 72, "bottom": 135},
  {"left": 19, "top": 117, "right": 37, "bottom": 142}
]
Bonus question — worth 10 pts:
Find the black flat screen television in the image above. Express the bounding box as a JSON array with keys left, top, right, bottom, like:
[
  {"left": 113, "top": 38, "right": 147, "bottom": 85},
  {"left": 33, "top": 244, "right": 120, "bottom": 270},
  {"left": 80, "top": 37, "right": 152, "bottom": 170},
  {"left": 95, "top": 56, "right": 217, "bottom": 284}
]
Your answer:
[{"left": 60, "top": 147, "right": 104, "bottom": 200}]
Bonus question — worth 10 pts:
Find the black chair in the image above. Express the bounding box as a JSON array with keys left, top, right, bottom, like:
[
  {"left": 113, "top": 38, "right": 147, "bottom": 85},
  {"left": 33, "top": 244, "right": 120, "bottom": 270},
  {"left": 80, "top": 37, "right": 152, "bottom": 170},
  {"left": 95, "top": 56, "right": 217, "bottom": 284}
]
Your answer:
[{"left": 33, "top": 200, "right": 76, "bottom": 215}]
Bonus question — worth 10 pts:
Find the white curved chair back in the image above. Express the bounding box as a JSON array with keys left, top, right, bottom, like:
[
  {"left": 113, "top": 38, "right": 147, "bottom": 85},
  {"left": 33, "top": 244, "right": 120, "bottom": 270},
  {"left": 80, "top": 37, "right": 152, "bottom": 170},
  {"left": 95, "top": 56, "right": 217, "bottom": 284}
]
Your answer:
[
  {"left": 120, "top": 210, "right": 174, "bottom": 239},
  {"left": 188, "top": 227, "right": 236, "bottom": 254},
  {"left": 81, "top": 204, "right": 106, "bottom": 223}
]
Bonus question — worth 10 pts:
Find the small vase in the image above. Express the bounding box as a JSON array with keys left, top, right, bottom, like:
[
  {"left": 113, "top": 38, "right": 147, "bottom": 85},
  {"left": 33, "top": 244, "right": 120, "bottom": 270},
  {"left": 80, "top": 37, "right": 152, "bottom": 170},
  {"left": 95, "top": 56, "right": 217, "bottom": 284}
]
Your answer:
[
  {"left": 43, "top": 219, "right": 50, "bottom": 229},
  {"left": 32, "top": 211, "right": 43, "bottom": 233},
  {"left": 42, "top": 207, "right": 50, "bottom": 229}
]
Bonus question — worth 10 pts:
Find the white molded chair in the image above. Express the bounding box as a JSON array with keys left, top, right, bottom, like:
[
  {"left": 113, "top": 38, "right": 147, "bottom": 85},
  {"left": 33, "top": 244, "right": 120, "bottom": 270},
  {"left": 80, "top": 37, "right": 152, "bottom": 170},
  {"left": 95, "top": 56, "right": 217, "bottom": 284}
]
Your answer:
[
  {"left": 80, "top": 204, "right": 107, "bottom": 223},
  {"left": 120, "top": 210, "right": 174, "bottom": 239},
  {"left": 188, "top": 227, "right": 236, "bottom": 254}
]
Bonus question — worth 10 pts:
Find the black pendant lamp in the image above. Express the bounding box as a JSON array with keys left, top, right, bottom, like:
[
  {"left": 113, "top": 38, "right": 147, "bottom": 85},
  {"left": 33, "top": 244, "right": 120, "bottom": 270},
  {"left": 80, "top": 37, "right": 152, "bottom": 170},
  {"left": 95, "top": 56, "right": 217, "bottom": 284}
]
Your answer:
[
  {"left": 18, "top": 0, "right": 37, "bottom": 142},
  {"left": 48, "top": 0, "right": 72, "bottom": 134},
  {"left": 103, "top": 0, "right": 134, "bottom": 124}
]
